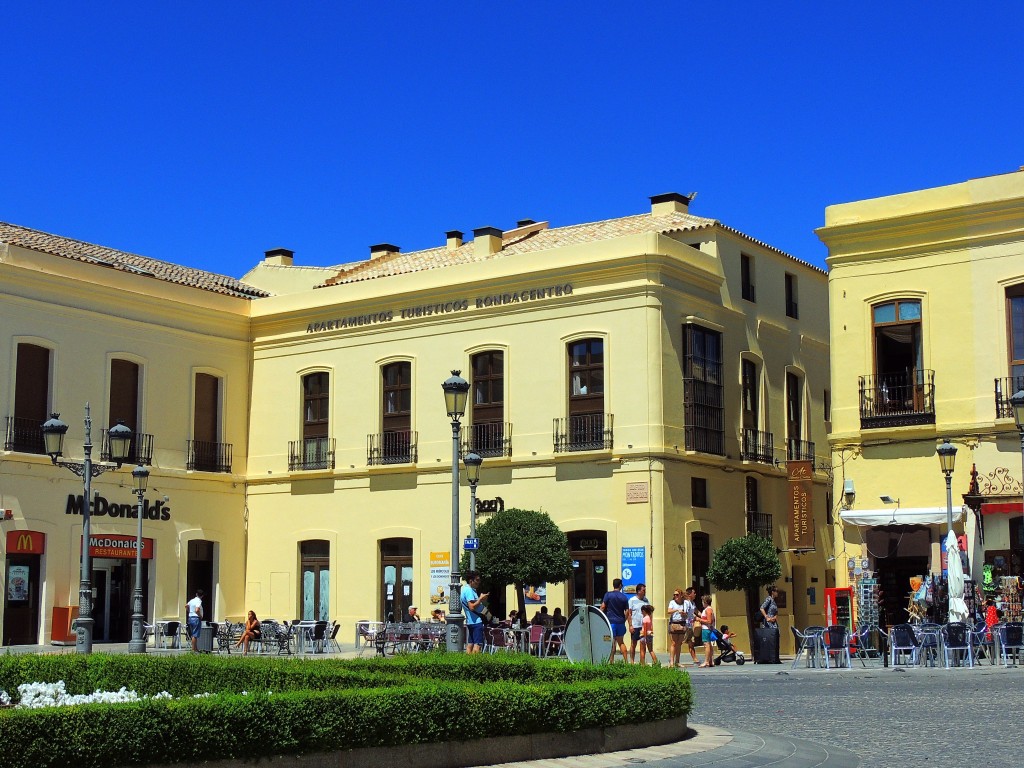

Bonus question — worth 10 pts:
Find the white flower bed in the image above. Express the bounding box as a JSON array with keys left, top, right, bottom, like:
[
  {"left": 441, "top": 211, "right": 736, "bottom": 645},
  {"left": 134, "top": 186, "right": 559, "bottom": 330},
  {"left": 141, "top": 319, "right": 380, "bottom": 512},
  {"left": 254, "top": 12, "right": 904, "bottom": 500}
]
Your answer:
[{"left": 0, "top": 681, "right": 235, "bottom": 709}]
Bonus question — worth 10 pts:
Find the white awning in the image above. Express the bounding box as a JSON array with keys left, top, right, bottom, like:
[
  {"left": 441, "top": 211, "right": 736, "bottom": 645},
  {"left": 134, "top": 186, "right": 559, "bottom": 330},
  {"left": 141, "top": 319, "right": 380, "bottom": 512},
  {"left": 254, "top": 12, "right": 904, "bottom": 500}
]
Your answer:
[{"left": 839, "top": 506, "right": 965, "bottom": 527}]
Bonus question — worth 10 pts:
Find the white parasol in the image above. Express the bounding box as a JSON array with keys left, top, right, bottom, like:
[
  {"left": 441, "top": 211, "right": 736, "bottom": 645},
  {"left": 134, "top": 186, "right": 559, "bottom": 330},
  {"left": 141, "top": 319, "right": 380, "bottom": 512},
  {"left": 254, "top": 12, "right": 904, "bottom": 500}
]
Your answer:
[{"left": 945, "top": 531, "right": 969, "bottom": 624}]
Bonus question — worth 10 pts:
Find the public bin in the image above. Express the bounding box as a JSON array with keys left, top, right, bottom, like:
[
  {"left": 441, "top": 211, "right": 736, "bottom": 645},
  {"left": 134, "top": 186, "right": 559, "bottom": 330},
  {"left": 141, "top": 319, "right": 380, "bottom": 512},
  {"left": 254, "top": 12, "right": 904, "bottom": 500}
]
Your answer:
[{"left": 197, "top": 623, "right": 215, "bottom": 653}]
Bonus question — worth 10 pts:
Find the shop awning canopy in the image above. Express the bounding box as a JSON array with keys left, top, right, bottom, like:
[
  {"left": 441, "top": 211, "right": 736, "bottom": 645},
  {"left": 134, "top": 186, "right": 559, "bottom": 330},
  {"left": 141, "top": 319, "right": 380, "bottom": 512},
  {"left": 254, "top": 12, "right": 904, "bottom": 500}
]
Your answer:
[{"left": 839, "top": 506, "right": 966, "bottom": 527}]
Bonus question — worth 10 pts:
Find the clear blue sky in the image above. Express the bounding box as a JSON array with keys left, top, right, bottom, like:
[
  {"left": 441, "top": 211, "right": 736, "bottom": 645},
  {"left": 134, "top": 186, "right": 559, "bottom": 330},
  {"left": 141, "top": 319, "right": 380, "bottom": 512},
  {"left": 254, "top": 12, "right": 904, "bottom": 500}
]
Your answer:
[{"left": 2, "top": 4, "right": 1021, "bottom": 277}]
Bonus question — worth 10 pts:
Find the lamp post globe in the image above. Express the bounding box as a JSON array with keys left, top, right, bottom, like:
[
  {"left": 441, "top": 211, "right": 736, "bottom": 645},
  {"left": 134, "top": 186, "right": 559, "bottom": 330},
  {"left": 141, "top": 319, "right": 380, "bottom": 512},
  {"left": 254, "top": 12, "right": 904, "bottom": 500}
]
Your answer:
[
  {"left": 128, "top": 465, "right": 151, "bottom": 653},
  {"left": 441, "top": 371, "right": 470, "bottom": 652}
]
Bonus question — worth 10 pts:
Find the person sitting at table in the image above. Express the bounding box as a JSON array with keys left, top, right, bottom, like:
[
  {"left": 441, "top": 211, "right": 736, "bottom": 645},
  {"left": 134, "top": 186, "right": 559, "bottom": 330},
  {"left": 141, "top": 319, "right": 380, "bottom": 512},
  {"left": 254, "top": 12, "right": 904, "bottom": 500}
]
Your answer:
[
  {"left": 406, "top": 605, "right": 421, "bottom": 622},
  {"left": 531, "top": 606, "right": 551, "bottom": 627},
  {"left": 551, "top": 607, "right": 567, "bottom": 628},
  {"left": 236, "top": 611, "right": 261, "bottom": 655},
  {"left": 430, "top": 609, "right": 445, "bottom": 623},
  {"left": 507, "top": 609, "right": 520, "bottom": 627}
]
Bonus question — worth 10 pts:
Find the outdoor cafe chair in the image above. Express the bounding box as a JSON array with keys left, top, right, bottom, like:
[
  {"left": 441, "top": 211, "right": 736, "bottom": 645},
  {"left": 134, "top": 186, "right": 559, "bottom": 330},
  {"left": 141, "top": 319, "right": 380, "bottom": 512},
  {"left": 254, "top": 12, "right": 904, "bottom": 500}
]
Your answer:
[
  {"left": 528, "top": 624, "right": 546, "bottom": 656},
  {"left": 916, "top": 623, "right": 942, "bottom": 668},
  {"left": 487, "top": 626, "right": 512, "bottom": 653},
  {"left": 355, "top": 620, "right": 383, "bottom": 656},
  {"left": 546, "top": 627, "right": 566, "bottom": 657},
  {"left": 823, "top": 625, "right": 851, "bottom": 669},
  {"left": 973, "top": 620, "right": 997, "bottom": 665},
  {"left": 324, "top": 622, "right": 342, "bottom": 654},
  {"left": 940, "top": 622, "right": 974, "bottom": 668},
  {"left": 888, "top": 624, "right": 920, "bottom": 667},
  {"left": 791, "top": 626, "right": 823, "bottom": 668},
  {"left": 997, "top": 622, "right": 1024, "bottom": 667}
]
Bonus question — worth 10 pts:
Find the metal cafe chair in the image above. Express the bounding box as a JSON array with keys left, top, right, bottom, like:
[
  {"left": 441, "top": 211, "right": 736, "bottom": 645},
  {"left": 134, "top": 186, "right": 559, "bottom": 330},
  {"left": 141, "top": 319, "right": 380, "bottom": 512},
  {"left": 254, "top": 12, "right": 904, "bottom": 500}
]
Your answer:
[
  {"left": 791, "top": 626, "right": 823, "bottom": 668},
  {"left": 916, "top": 623, "right": 942, "bottom": 668},
  {"left": 997, "top": 622, "right": 1024, "bottom": 667},
  {"left": 887, "top": 624, "right": 920, "bottom": 667},
  {"left": 940, "top": 622, "right": 974, "bottom": 668},
  {"left": 823, "top": 625, "right": 852, "bottom": 669}
]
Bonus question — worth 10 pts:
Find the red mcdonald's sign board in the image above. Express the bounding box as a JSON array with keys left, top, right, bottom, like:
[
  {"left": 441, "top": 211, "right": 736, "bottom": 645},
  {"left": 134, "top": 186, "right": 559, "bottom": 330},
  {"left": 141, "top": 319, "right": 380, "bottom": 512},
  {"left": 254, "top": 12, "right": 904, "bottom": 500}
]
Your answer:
[
  {"left": 80, "top": 535, "right": 154, "bottom": 559},
  {"left": 5, "top": 530, "right": 45, "bottom": 554}
]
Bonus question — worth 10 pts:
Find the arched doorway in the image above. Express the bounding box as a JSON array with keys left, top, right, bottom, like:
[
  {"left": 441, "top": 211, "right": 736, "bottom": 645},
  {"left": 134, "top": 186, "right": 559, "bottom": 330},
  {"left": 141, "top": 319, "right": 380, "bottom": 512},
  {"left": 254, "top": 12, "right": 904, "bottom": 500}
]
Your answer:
[
  {"left": 567, "top": 530, "right": 608, "bottom": 607},
  {"left": 380, "top": 538, "right": 413, "bottom": 622}
]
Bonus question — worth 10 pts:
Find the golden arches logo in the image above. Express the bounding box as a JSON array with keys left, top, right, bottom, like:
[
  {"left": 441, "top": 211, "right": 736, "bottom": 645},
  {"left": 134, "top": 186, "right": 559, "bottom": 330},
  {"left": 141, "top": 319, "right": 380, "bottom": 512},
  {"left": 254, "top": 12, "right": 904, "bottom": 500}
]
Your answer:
[{"left": 16, "top": 533, "right": 34, "bottom": 552}]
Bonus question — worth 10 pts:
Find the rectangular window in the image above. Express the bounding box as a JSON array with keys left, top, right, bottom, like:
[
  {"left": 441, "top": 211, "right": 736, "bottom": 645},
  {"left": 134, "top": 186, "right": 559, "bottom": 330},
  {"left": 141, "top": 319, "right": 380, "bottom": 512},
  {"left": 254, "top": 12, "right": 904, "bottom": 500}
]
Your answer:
[
  {"left": 824, "top": 389, "right": 831, "bottom": 422},
  {"left": 470, "top": 351, "right": 508, "bottom": 457},
  {"left": 741, "top": 254, "right": 756, "bottom": 302},
  {"left": 7, "top": 343, "right": 50, "bottom": 453},
  {"left": 683, "top": 325, "right": 724, "bottom": 455},
  {"left": 691, "top": 477, "right": 708, "bottom": 508},
  {"left": 746, "top": 476, "right": 771, "bottom": 539},
  {"left": 787, "top": 372, "right": 802, "bottom": 440},
  {"left": 785, "top": 273, "right": 798, "bottom": 319},
  {"left": 194, "top": 373, "right": 220, "bottom": 444},
  {"left": 303, "top": 372, "right": 329, "bottom": 439},
  {"left": 741, "top": 359, "right": 758, "bottom": 430},
  {"left": 109, "top": 359, "right": 150, "bottom": 464},
  {"left": 379, "top": 362, "right": 413, "bottom": 463},
  {"left": 862, "top": 298, "right": 933, "bottom": 427},
  {"left": 560, "top": 339, "right": 609, "bottom": 451},
  {"left": 1008, "top": 287, "right": 1024, "bottom": 381}
]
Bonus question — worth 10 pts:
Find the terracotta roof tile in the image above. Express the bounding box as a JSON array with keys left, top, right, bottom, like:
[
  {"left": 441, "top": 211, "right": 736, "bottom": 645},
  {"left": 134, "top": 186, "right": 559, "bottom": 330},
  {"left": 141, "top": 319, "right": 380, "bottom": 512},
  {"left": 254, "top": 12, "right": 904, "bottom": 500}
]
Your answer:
[
  {"left": 0, "top": 222, "right": 269, "bottom": 299},
  {"left": 321, "top": 209, "right": 822, "bottom": 287}
]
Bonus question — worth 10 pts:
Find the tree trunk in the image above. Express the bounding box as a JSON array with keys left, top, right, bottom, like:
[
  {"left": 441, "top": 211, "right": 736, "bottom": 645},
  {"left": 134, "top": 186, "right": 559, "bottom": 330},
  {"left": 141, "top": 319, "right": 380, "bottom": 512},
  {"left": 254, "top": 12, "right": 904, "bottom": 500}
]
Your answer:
[{"left": 514, "top": 583, "right": 527, "bottom": 628}]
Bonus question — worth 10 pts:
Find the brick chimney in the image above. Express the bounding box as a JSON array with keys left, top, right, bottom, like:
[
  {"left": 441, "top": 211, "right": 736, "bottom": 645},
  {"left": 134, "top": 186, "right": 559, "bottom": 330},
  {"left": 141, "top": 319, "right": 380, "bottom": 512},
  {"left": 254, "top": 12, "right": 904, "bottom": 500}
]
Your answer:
[
  {"left": 473, "top": 226, "right": 503, "bottom": 258},
  {"left": 650, "top": 192, "right": 696, "bottom": 216},
  {"left": 369, "top": 243, "right": 400, "bottom": 260},
  {"left": 445, "top": 230, "right": 464, "bottom": 250},
  {"left": 264, "top": 248, "right": 294, "bottom": 266}
]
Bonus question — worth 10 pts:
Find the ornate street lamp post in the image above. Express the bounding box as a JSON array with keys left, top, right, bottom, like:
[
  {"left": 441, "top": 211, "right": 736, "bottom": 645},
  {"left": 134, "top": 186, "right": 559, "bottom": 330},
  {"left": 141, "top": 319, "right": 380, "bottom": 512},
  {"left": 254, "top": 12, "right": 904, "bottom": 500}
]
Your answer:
[
  {"left": 464, "top": 452, "right": 483, "bottom": 570},
  {"left": 128, "top": 464, "right": 150, "bottom": 654},
  {"left": 441, "top": 370, "right": 470, "bottom": 652},
  {"left": 937, "top": 438, "right": 958, "bottom": 621},
  {"left": 42, "top": 405, "right": 132, "bottom": 654},
  {"left": 1010, "top": 390, "right": 1024, "bottom": 549}
]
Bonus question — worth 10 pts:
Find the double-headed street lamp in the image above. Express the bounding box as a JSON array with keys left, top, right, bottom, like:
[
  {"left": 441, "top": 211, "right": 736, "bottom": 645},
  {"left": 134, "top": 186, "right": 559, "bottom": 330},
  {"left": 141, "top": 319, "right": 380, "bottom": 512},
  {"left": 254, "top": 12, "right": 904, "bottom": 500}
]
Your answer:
[
  {"left": 128, "top": 464, "right": 150, "bottom": 654},
  {"left": 41, "top": 404, "right": 133, "bottom": 654},
  {"left": 464, "top": 452, "right": 483, "bottom": 570},
  {"left": 442, "top": 370, "right": 470, "bottom": 652}
]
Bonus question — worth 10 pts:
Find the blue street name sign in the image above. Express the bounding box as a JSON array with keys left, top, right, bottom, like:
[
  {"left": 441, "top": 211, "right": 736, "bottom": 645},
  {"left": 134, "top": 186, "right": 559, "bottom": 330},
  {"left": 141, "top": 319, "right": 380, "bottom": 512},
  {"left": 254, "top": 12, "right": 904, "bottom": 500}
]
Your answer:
[{"left": 463, "top": 537, "right": 480, "bottom": 550}]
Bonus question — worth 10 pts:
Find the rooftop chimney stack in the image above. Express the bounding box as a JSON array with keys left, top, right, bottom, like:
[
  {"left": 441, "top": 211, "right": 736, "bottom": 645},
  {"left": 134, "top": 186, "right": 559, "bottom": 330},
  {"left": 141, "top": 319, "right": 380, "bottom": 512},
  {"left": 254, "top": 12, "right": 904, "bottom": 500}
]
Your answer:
[
  {"left": 516, "top": 219, "right": 536, "bottom": 228},
  {"left": 650, "top": 192, "right": 696, "bottom": 216},
  {"left": 264, "top": 248, "right": 294, "bottom": 266},
  {"left": 473, "top": 226, "right": 503, "bottom": 258},
  {"left": 369, "top": 243, "right": 400, "bottom": 260},
  {"left": 445, "top": 230, "right": 464, "bottom": 250}
]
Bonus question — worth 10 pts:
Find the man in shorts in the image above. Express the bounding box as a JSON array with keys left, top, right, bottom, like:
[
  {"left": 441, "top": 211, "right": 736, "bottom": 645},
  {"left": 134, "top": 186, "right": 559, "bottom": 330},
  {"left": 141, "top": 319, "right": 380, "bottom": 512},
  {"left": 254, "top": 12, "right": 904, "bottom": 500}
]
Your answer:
[
  {"left": 185, "top": 588, "right": 204, "bottom": 652},
  {"left": 460, "top": 570, "right": 489, "bottom": 654},
  {"left": 600, "top": 578, "right": 631, "bottom": 663},
  {"left": 627, "top": 583, "right": 649, "bottom": 663}
]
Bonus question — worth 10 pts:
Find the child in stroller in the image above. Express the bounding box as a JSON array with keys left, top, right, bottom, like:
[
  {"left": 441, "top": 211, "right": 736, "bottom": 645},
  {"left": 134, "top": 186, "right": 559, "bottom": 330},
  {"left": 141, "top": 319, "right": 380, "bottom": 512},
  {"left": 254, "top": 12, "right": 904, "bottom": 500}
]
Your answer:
[{"left": 713, "top": 625, "right": 746, "bottom": 665}]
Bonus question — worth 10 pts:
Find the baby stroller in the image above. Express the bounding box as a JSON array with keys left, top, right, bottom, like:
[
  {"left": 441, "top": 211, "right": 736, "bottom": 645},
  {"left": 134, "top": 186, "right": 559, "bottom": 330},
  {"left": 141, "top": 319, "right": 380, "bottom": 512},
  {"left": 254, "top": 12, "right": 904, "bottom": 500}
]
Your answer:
[{"left": 712, "top": 627, "right": 746, "bottom": 665}]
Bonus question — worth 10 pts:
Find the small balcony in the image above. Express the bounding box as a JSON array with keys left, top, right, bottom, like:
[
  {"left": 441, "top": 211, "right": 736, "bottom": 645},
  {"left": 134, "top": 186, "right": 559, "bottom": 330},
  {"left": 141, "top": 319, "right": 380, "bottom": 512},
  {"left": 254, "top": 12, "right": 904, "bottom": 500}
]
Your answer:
[
  {"left": 189, "top": 440, "right": 234, "bottom": 473},
  {"left": 368, "top": 430, "right": 417, "bottom": 466},
  {"left": 461, "top": 421, "right": 512, "bottom": 459},
  {"left": 3, "top": 416, "right": 46, "bottom": 455},
  {"left": 554, "top": 413, "right": 613, "bottom": 453},
  {"left": 288, "top": 437, "right": 334, "bottom": 472},
  {"left": 787, "top": 438, "right": 815, "bottom": 462},
  {"left": 103, "top": 428, "right": 154, "bottom": 466},
  {"left": 994, "top": 376, "right": 1024, "bottom": 419},
  {"left": 747, "top": 511, "right": 773, "bottom": 539},
  {"left": 740, "top": 428, "right": 774, "bottom": 464},
  {"left": 859, "top": 369, "right": 935, "bottom": 429}
]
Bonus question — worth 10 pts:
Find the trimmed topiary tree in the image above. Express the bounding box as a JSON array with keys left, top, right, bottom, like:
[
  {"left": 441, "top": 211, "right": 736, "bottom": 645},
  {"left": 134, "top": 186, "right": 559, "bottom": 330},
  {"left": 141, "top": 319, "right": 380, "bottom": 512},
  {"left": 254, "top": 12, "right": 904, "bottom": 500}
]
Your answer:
[
  {"left": 460, "top": 508, "right": 574, "bottom": 626},
  {"left": 705, "top": 533, "right": 782, "bottom": 642}
]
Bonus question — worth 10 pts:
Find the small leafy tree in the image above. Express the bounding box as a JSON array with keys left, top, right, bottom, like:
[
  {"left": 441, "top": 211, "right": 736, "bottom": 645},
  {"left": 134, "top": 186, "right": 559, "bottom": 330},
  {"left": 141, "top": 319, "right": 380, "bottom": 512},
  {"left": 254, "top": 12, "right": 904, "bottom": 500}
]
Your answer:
[
  {"left": 705, "top": 534, "right": 782, "bottom": 641},
  {"left": 460, "top": 508, "right": 574, "bottom": 626}
]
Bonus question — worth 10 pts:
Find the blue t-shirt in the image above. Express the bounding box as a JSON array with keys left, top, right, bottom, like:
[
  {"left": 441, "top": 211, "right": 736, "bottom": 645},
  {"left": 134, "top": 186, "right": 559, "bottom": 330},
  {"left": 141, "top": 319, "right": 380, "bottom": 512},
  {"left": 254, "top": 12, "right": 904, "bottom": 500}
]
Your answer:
[
  {"left": 461, "top": 584, "right": 482, "bottom": 625},
  {"left": 601, "top": 590, "right": 630, "bottom": 625}
]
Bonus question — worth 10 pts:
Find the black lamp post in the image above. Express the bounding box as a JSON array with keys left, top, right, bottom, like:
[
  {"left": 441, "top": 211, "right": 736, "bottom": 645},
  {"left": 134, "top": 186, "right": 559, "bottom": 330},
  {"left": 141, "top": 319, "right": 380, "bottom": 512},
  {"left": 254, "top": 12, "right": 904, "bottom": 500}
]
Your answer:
[
  {"left": 442, "top": 370, "right": 470, "bottom": 652},
  {"left": 42, "top": 405, "right": 132, "bottom": 654},
  {"left": 937, "top": 439, "right": 958, "bottom": 535},
  {"left": 128, "top": 464, "right": 150, "bottom": 654},
  {"left": 1010, "top": 390, "right": 1024, "bottom": 553},
  {"left": 464, "top": 452, "right": 483, "bottom": 570}
]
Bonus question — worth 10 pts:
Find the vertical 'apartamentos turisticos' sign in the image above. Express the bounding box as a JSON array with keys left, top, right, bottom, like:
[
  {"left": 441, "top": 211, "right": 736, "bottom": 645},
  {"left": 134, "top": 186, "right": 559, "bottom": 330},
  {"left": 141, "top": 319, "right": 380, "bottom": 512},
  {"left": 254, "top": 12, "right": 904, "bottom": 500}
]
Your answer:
[{"left": 787, "top": 461, "right": 813, "bottom": 550}]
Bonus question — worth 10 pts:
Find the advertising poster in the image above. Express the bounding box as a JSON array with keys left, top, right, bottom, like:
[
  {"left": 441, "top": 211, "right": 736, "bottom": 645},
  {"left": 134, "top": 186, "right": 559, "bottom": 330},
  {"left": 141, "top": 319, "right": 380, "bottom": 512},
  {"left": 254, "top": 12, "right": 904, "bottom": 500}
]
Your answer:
[
  {"left": 620, "top": 547, "right": 646, "bottom": 594},
  {"left": 429, "top": 551, "right": 450, "bottom": 605},
  {"left": 524, "top": 582, "right": 546, "bottom": 604},
  {"left": 7, "top": 564, "right": 29, "bottom": 602}
]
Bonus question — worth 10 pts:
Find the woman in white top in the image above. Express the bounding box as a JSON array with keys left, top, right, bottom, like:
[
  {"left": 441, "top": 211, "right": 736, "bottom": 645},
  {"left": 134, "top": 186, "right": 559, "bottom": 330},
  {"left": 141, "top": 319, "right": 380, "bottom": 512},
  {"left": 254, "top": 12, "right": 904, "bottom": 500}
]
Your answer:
[{"left": 667, "top": 588, "right": 688, "bottom": 668}]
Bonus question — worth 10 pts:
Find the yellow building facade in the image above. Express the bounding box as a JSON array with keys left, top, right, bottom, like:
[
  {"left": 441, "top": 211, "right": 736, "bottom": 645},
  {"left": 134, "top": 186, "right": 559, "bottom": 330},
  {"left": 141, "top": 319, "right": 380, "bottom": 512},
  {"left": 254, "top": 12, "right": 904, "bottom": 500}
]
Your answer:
[
  {"left": 2, "top": 192, "right": 831, "bottom": 654},
  {"left": 819, "top": 169, "right": 1024, "bottom": 625}
]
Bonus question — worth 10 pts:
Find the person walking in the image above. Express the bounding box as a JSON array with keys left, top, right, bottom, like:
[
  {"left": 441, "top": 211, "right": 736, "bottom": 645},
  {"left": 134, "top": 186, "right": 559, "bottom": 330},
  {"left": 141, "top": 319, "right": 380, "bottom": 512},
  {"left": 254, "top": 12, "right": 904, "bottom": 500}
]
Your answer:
[
  {"left": 667, "top": 587, "right": 687, "bottom": 668},
  {"left": 639, "top": 604, "right": 659, "bottom": 666},
  {"left": 600, "top": 578, "right": 631, "bottom": 663},
  {"left": 460, "top": 570, "right": 489, "bottom": 654},
  {"left": 627, "top": 583, "right": 649, "bottom": 664},
  {"left": 760, "top": 585, "right": 781, "bottom": 664},
  {"left": 185, "top": 588, "right": 204, "bottom": 652},
  {"left": 698, "top": 594, "right": 716, "bottom": 667}
]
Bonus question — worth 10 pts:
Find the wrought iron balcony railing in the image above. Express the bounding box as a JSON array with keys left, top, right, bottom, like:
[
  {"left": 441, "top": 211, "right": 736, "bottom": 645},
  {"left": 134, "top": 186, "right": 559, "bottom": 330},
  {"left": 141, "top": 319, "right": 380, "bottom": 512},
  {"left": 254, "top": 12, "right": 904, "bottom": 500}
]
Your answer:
[
  {"left": 3, "top": 416, "right": 46, "bottom": 455},
  {"left": 787, "top": 438, "right": 816, "bottom": 462},
  {"left": 995, "top": 376, "right": 1024, "bottom": 420},
  {"left": 461, "top": 421, "right": 512, "bottom": 458},
  {"left": 740, "top": 428, "right": 774, "bottom": 464},
  {"left": 103, "top": 428, "right": 154, "bottom": 466},
  {"left": 553, "top": 413, "right": 613, "bottom": 453},
  {"left": 859, "top": 369, "right": 935, "bottom": 428},
  {"left": 747, "top": 511, "right": 773, "bottom": 540},
  {"left": 683, "top": 378, "right": 725, "bottom": 455},
  {"left": 287, "top": 437, "right": 334, "bottom": 472},
  {"left": 188, "top": 440, "right": 234, "bottom": 473},
  {"left": 368, "top": 430, "right": 417, "bottom": 466}
]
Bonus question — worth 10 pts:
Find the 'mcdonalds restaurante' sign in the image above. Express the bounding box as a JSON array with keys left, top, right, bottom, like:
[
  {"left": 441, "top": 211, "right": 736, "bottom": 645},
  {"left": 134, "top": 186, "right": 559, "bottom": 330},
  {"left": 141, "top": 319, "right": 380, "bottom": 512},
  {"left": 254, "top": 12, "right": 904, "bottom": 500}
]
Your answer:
[
  {"left": 306, "top": 283, "right": 574, "bottom": 333},
  {"left": 66, "top": 493, "right": 171, "bottom": 521}
]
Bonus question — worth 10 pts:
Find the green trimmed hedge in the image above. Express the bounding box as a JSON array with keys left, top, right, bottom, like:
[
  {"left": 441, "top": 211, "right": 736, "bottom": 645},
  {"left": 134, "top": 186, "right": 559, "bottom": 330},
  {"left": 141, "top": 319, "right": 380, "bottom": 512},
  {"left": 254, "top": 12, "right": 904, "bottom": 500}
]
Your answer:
[{"left": 0, "top": 653, "right": 692, "bottom": 768}]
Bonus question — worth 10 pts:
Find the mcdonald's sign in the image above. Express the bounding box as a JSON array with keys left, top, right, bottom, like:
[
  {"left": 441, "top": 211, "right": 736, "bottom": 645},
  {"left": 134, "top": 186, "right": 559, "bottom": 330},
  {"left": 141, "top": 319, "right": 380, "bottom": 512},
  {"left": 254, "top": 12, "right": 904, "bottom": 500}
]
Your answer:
[{"left": 5, "top": 530, "right": 45, "bottom": 554}]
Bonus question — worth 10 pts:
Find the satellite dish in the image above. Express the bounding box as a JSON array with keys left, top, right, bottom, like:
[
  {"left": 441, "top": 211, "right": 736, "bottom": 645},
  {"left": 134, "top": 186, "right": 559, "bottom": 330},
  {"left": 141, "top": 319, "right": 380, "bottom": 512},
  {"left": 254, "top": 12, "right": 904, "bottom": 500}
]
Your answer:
[{"left": 563, "top": 605, "right": 613, "bottom": 664}]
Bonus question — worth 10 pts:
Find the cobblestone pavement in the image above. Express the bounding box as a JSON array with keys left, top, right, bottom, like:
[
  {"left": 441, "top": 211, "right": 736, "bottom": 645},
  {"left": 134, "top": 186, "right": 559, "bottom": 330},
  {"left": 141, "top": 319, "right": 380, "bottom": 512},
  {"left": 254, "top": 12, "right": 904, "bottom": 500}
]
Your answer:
[{"left": 689, "top": 663, "right": 1024, "bottom": 767}]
